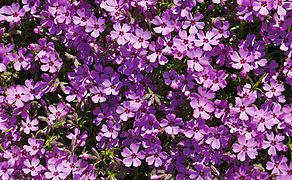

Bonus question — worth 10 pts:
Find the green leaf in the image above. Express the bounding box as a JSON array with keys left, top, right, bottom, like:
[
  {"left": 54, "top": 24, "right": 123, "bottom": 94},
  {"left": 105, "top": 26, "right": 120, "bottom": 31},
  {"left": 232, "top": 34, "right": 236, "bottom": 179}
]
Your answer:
[
  {"left": 0, "top": 144, "right": 5, "bottom": 152},
  {"left": 53, "top": 121, "right": 66, "bottom": 128},
  {"left": 252, "top": 73, "right": 266, "bottom": 90}
]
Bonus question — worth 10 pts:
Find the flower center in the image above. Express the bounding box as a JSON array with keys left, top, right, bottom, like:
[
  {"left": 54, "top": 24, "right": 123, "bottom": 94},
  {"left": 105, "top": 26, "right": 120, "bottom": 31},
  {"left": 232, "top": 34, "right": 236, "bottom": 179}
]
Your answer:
[
  {"left": 13, "top": 12, "right": 19, "bottom": 17},
  {"left": 81, "top": 17, "right": 87, "bottom": 22},
  {"left": 183, "top": 39, "right": 188, "bottom": 44},
  {"left": 56, "top": 111, "right": 61, "bottom": 116},
  {"left": 261, "top": 2, "right": 267, "bottom": 7},
  {"left": 119, "top": 31, "right": 124, "bottom": 36},
  {"left": 198, "top": 106, "right": 204, "bottom": 112},
  {"left": 203, "top": 38, "right": 209, "bottom": 43},
  {"left": 240, "top": 58, "right": 246, "bottom": 64},
  {"left": 242, "top": 145, "right": 248, "bottom": 152},
  {"left": 15, "top": 94, "right": 21, "bottom": 99},
  {"left": 111, "top": 85, "right": 116, "bottom": 89},
  {"left": 125, "top": 108, "right": 130, "bottom": 114},
  {"left": 18, "top": 57, "right": 24, "bottom": 62}
]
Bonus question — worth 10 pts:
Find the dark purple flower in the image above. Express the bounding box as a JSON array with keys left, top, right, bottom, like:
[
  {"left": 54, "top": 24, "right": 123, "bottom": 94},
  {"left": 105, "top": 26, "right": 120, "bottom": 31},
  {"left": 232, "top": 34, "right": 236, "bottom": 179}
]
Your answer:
[{"left": 160, "top": 113, "right": 183, "bottom": 135}]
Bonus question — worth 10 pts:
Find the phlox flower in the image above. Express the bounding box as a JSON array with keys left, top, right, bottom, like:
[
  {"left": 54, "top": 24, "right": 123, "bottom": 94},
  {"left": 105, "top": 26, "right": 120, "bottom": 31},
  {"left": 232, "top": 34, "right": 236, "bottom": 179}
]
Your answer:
[
  {"left": 23, "top": 158, "right": 44, "bottom": 176},
  {"left": 233, "top": 136, "right": 258, "bottom": 161},
  {"left": 110, "top": 23, "right": 131, "bottom": 45},
  {"left": 121, "top": 143, "right": 145, "bottom": 167},
  {"left": 194, "top": 30, "right": 219, "bottom": 51}
]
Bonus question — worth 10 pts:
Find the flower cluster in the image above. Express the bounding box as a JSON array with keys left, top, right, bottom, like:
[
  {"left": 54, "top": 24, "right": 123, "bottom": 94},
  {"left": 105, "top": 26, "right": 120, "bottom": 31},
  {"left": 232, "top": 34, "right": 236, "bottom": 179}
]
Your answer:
[{"left": 0, "top": 0, "right": 291, "bottom": 179}]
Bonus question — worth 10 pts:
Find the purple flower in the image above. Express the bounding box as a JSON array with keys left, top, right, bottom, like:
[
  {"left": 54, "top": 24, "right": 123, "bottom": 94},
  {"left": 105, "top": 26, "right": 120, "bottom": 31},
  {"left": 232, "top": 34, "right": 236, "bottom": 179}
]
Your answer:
[
  {"left": 21, "top": 116, "right": 39, "bottom": 134},
  {"left": 173, "top": 0, "right": 194, "bottom": 17},
  {"left": 163, "top": 70, "right": 181, "bottom": 89},
  {"left": 101, "top": 0, "right": 125, "bottom": 20},
  {"left": 85, "top": 17, "right": 105, "bottom": 38},
  {"left": 173, "top": 30, "right": 195, "bottom": 51},
  {"left": 263, "top": 132, "right": 285, "bottom": 155},
  {"left": 40, "top": 53, "right": 62, "bottom": 73},
  {"left": 186, "top": 48, "right": 209, "bottom": 72},
  {"left": 90, "top": 86, "right": 107, "bottom": 103},
  {"left": 3, "top": 146, "right": 21, "bottom": 166},
  {"left": 191, "top": 163, "right": 212, "bottom": 180},
  {"left": 136, "top": 114, "right": 160, "bottom": 133},
  {"left": 110, "top": 23, "right": 131, "bottom": 45},
  {"left": 194, "top": 30, "right": 219, "bottom": 51},
  {"left": 252, "top": 108, "right": 274, "bottom": 132},
  {"left": 147, "top": 41, "right": 168, "bottom": 65},
  {"left": 13, "top": 48, "right": 32, "bottom": 71},
  {"left": 276, "top": 162, "right": 292, "bottom": 179},
  {"left": 274, "top": 0, "right": 289, "bottom": 16},
  {"left": 263, "top": 79, "right": 285, "bottom": 98},
  {"left": 231, "top": 97, "right": 256, "bottom": 120},
  {"left": 23, "top": 158, "right": 44, "bottom": 176},
  {"left": 266, "top": 155, "right": 289, "bottom": 175},
  {"left": 121, "top": 143, "right": 145, "bottom": 167},
  {"left": 0, "top": 162, "right": 14, "bottom": 180},
  {"left": 0, "top": 48, "right": 10, "bottom": 72},
  {"left": 23, "top": 138, "right": 44, "bottom": 156},
  {"left": 129, "top": 28, "right": 151, "bottom": 49},
  {"left": 44, "top": 163, "right": 70, "bottom": 180},
  {"left": 0, "top": 3, "right": 26, "bottom": 23},
  {"left": 48, "top": 102, "right": 69, "bottom": 123},
  {"left": 204, "top": 70, "right": 228, "bottom": 91},
  {"left": 182, "top": 12, "right": 205, "bottom": 34},
  {"left": 152, "top": 15, "right": 175, "bottom": 35},
  {"left": 102, "top": 77, "right": 121, "bottom": 96},
  {"left": 55, "top": 6, "right": 73, "bottom": 25},
  {"left": 64, "top": 82, "right": 87, "bottom": 102},
  {"left": 62, "top": 156, "right": 84, "bottom": 175},
  {"left": 101, "top": 120, "right": 121, "bottom": 139},
  {"left": 145, "top": 147, "right": 167, "bottom": 167},
  {"left": 253, "top": 0, "right": 273, "bottom": 16},
  {"left": 116, "top": 101, "right": 138, "bottom": 121},
  {"left": 160, "top": 113, "right": 183, "bottom": 135},
  {"left": 232, "top": 136, "right": 258, "bottom": 161},
  {"left": 72, "top": 8, "right": 93, "bottom": 26},
  {"left": 6, "top": 85, "right": 30, "bottom": 107},
  {"left": 230, "top": 48, "right": 254, "bottom": 72},
  {"left": 206, "top": 126, "right": 230, "bottom": 149},
  {"left": 237, "top": 84, "right": 258, "bottom": 102},
  {"left": 79, "top": 164, "right": 97, "bottom": 179},
  {"left": 66, "top": 128, "right": 88, "bottom": 148},
  {"left": 184, "top": 118, "right": 207, "bottom": 141},
  {"left": 24, "top": 79, "right": 41, "bottom": 100},
  {"left": 213, "top": 20, "right": 230, "bottom": 39},
  {"left": 190, "top": 97, "right": 215, "bottom": 120}
]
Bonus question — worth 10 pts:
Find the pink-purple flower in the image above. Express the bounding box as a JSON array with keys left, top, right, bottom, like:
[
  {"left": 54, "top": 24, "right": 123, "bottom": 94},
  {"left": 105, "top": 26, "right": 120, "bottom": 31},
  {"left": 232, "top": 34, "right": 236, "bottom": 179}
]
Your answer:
[
  {"left": 121, "top": 143, "right": 145, "bottom": 167},
  {"left": 232, "top": 136, "right": 258, "bottom": 161}
]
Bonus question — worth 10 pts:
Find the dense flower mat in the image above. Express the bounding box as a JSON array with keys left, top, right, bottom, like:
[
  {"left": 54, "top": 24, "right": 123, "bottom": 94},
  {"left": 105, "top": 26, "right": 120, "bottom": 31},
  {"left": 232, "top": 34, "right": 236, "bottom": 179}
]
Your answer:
[{"left": 0, "top": 0, "right": 291, "bottom": 179}]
